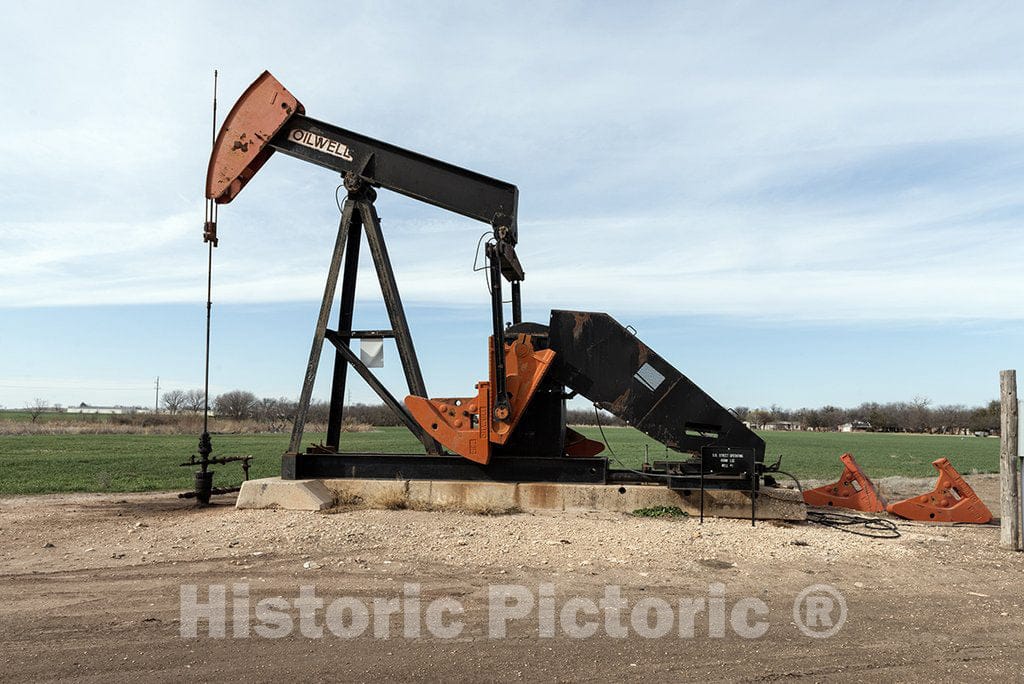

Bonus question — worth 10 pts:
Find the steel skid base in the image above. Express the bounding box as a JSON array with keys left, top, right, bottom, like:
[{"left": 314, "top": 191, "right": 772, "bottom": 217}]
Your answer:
[
  {"left": 281, "top": 451, "right": 759, "bottom": 494},
  {"left": 282, "top": 452, "right": 608, "bottom": 483}
]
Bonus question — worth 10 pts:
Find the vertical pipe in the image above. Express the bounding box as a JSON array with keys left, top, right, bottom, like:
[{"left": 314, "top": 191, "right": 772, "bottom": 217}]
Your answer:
[
  {"left": 202, "top": 243, "right": 213, "bottom": 437},
  {"left": 511, "top": 281, "right": 522, "bottom": 325},
  {"left": 699, "top": 451, "right": 705, "bottom": 524},
  {"left": 197, "top": 68, "right": 219, "bottom": 498},
  {"left": 487, "top": 243, "right": 508, "bottom": 417},
  {"left": 750, "top": 462, "right": 756, "bottom": 528}
]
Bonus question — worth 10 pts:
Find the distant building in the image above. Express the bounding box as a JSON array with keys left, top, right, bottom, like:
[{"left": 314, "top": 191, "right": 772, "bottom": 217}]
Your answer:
[
  {"left": 839, "top": 420, "right": 872, "bottom": 433},
  {"left": 763, "top": 421, "right": 799, "bottom": 431},
  {"left": 65, "top": 403, "right": 138, "bottom": 415}
]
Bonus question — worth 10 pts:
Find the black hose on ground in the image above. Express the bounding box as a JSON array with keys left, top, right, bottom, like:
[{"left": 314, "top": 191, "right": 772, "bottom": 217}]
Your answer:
[{"left": 766, "top": 458, "right": 901, "bottom": 539}]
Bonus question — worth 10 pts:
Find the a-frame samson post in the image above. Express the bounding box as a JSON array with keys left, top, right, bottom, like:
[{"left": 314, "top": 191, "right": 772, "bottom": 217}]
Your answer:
[{"left": 285, "top": 174, "right": 444, "bottom": 456}]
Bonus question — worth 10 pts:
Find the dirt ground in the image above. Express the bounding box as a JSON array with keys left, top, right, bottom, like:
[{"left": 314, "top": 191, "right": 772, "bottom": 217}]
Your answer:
[{"left": 1, "top": 475, "right": 1022, "bottom": 682}]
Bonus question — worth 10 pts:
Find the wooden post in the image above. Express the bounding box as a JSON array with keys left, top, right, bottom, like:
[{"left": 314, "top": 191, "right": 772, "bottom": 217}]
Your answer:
[{"left": 999, "top": 370, "right": 1020, "bottom": 550}]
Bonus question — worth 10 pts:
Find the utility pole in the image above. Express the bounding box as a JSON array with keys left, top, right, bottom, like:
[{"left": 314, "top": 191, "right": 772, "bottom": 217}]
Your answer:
[
  {"left": 1000, "top": 370, "right": 1020, "bottom": 551},
  {"left": 154, "top": 376, "right": 160, "bottom": 414}
]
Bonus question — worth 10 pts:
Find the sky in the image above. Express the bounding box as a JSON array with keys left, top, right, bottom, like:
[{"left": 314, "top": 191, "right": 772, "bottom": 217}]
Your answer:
[{"left": 1, "top": 2, "right": 1023, "bottom": 412}]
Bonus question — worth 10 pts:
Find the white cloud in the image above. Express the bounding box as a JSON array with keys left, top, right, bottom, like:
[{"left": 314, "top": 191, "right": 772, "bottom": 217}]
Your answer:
[{"left": 0, "top": 2, "right": 1022, "bottom": 323}]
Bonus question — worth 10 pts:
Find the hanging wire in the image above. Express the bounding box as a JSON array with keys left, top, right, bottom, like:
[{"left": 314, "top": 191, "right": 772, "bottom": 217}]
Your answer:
[
  {"left": 806, "top": 510, "right": 901, "bottom": 538},
  {"left": 335, "top": 183, "right": 346, "bottom": 213},
  {"left": 471, "top": 229, "right": 497, "bottom": 295},
  {"left": 764, "top": 461, "right": 901, "bottom": 538},
  {"left": 593, "top": 405, "right": 670, "bottom": 479}
]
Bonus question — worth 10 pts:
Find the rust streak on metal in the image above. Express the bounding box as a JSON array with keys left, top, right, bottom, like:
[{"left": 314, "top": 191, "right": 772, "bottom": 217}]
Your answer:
[{"left": 571, "top": 312, "right": 588, "bottom": 341}]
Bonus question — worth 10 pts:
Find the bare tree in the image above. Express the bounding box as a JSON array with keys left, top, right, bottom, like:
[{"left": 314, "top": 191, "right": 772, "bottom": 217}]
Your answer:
[
  {"left": 213, "top": 390, "right": 258, "bottom": 420},
  {"left": 969, "top": 400, "right": 1000, "bottom": 433},
  {"left": 161, "top": 389, "right": 186, "bottom": 415},
  {"left": 819, "top": 405, "right": 844, "bottom": 430},
  {"left": 249, "top": 397, "right": 299, "bottom": 431},
  {"left": 747, "top": 409, "right": 771, "bottom": 429},
  {"left": 28, "top": 398, "right": 49, "bottom": 423},
  {"left": 933, "top": 404, "right": 969, "bottom": 435},
  {"left": 796, "top": 407, "right": 824, "bottom": 430},
  {"left": 910, "top": 395, "right": 931, "bottom": 433},
  {"left": 307, "top": 400, "right": 331, "bottom": 424},
  {"left": 183, "top": 389, "right": 207, "bottom": 413},
  {"left": 730, "top": 406, "right": 750, "bottom": 422}
]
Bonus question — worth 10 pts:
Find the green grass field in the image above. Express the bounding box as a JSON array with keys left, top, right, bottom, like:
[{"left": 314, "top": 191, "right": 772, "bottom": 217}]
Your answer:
[
  {"left": 0, "top": 427, "right": 999, "bottom": 495},
  {"left": 0, "top": 410, "right": 113, "bottom": 424}
]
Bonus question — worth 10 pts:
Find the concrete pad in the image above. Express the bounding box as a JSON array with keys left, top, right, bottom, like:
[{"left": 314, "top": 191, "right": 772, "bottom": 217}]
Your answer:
[
  {"left": 235, "top": 478, "right": 334, "bottom": 511},
  {"left": 407, "top": 480, "right": 518, "bottom": 512},
  {"left": 241, "top": 477, "right": 805, "bottom": 521},
  {"left": 322, "top": 479, "right": 408, "bottom": 507},
  {"left": 519, "top": 482, "right": 805, "bottom": 521}
]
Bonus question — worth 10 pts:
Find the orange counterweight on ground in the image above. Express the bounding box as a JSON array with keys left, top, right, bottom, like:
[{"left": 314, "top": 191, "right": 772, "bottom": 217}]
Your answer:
[
  {"left": 886, "top": 457, "right": 993, "bottom": 524},
  {"left": 802, "top": 453, "right": 887, "bottom": 513}
]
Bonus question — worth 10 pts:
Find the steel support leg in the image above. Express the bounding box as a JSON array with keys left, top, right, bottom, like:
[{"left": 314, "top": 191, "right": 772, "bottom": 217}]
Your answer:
[
  {"left": 325, "top": 205, "right": 363, "bottom": 448},
  {"left": 358, "top": 200, "right": 442, "bottom": 454},
  {"left": 287, "top": 204, "right": 355, "bottom": 455}
]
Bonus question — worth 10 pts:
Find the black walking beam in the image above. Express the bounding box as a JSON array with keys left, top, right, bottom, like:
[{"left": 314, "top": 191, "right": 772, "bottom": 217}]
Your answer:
[{"left": 270, "top": 114, "right": 520, "bottom": 247}]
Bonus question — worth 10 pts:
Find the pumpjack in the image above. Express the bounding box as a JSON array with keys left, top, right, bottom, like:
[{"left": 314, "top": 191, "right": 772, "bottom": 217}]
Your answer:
[{"left": 204, "top": 72, "right": 766, "bottom": 502}]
